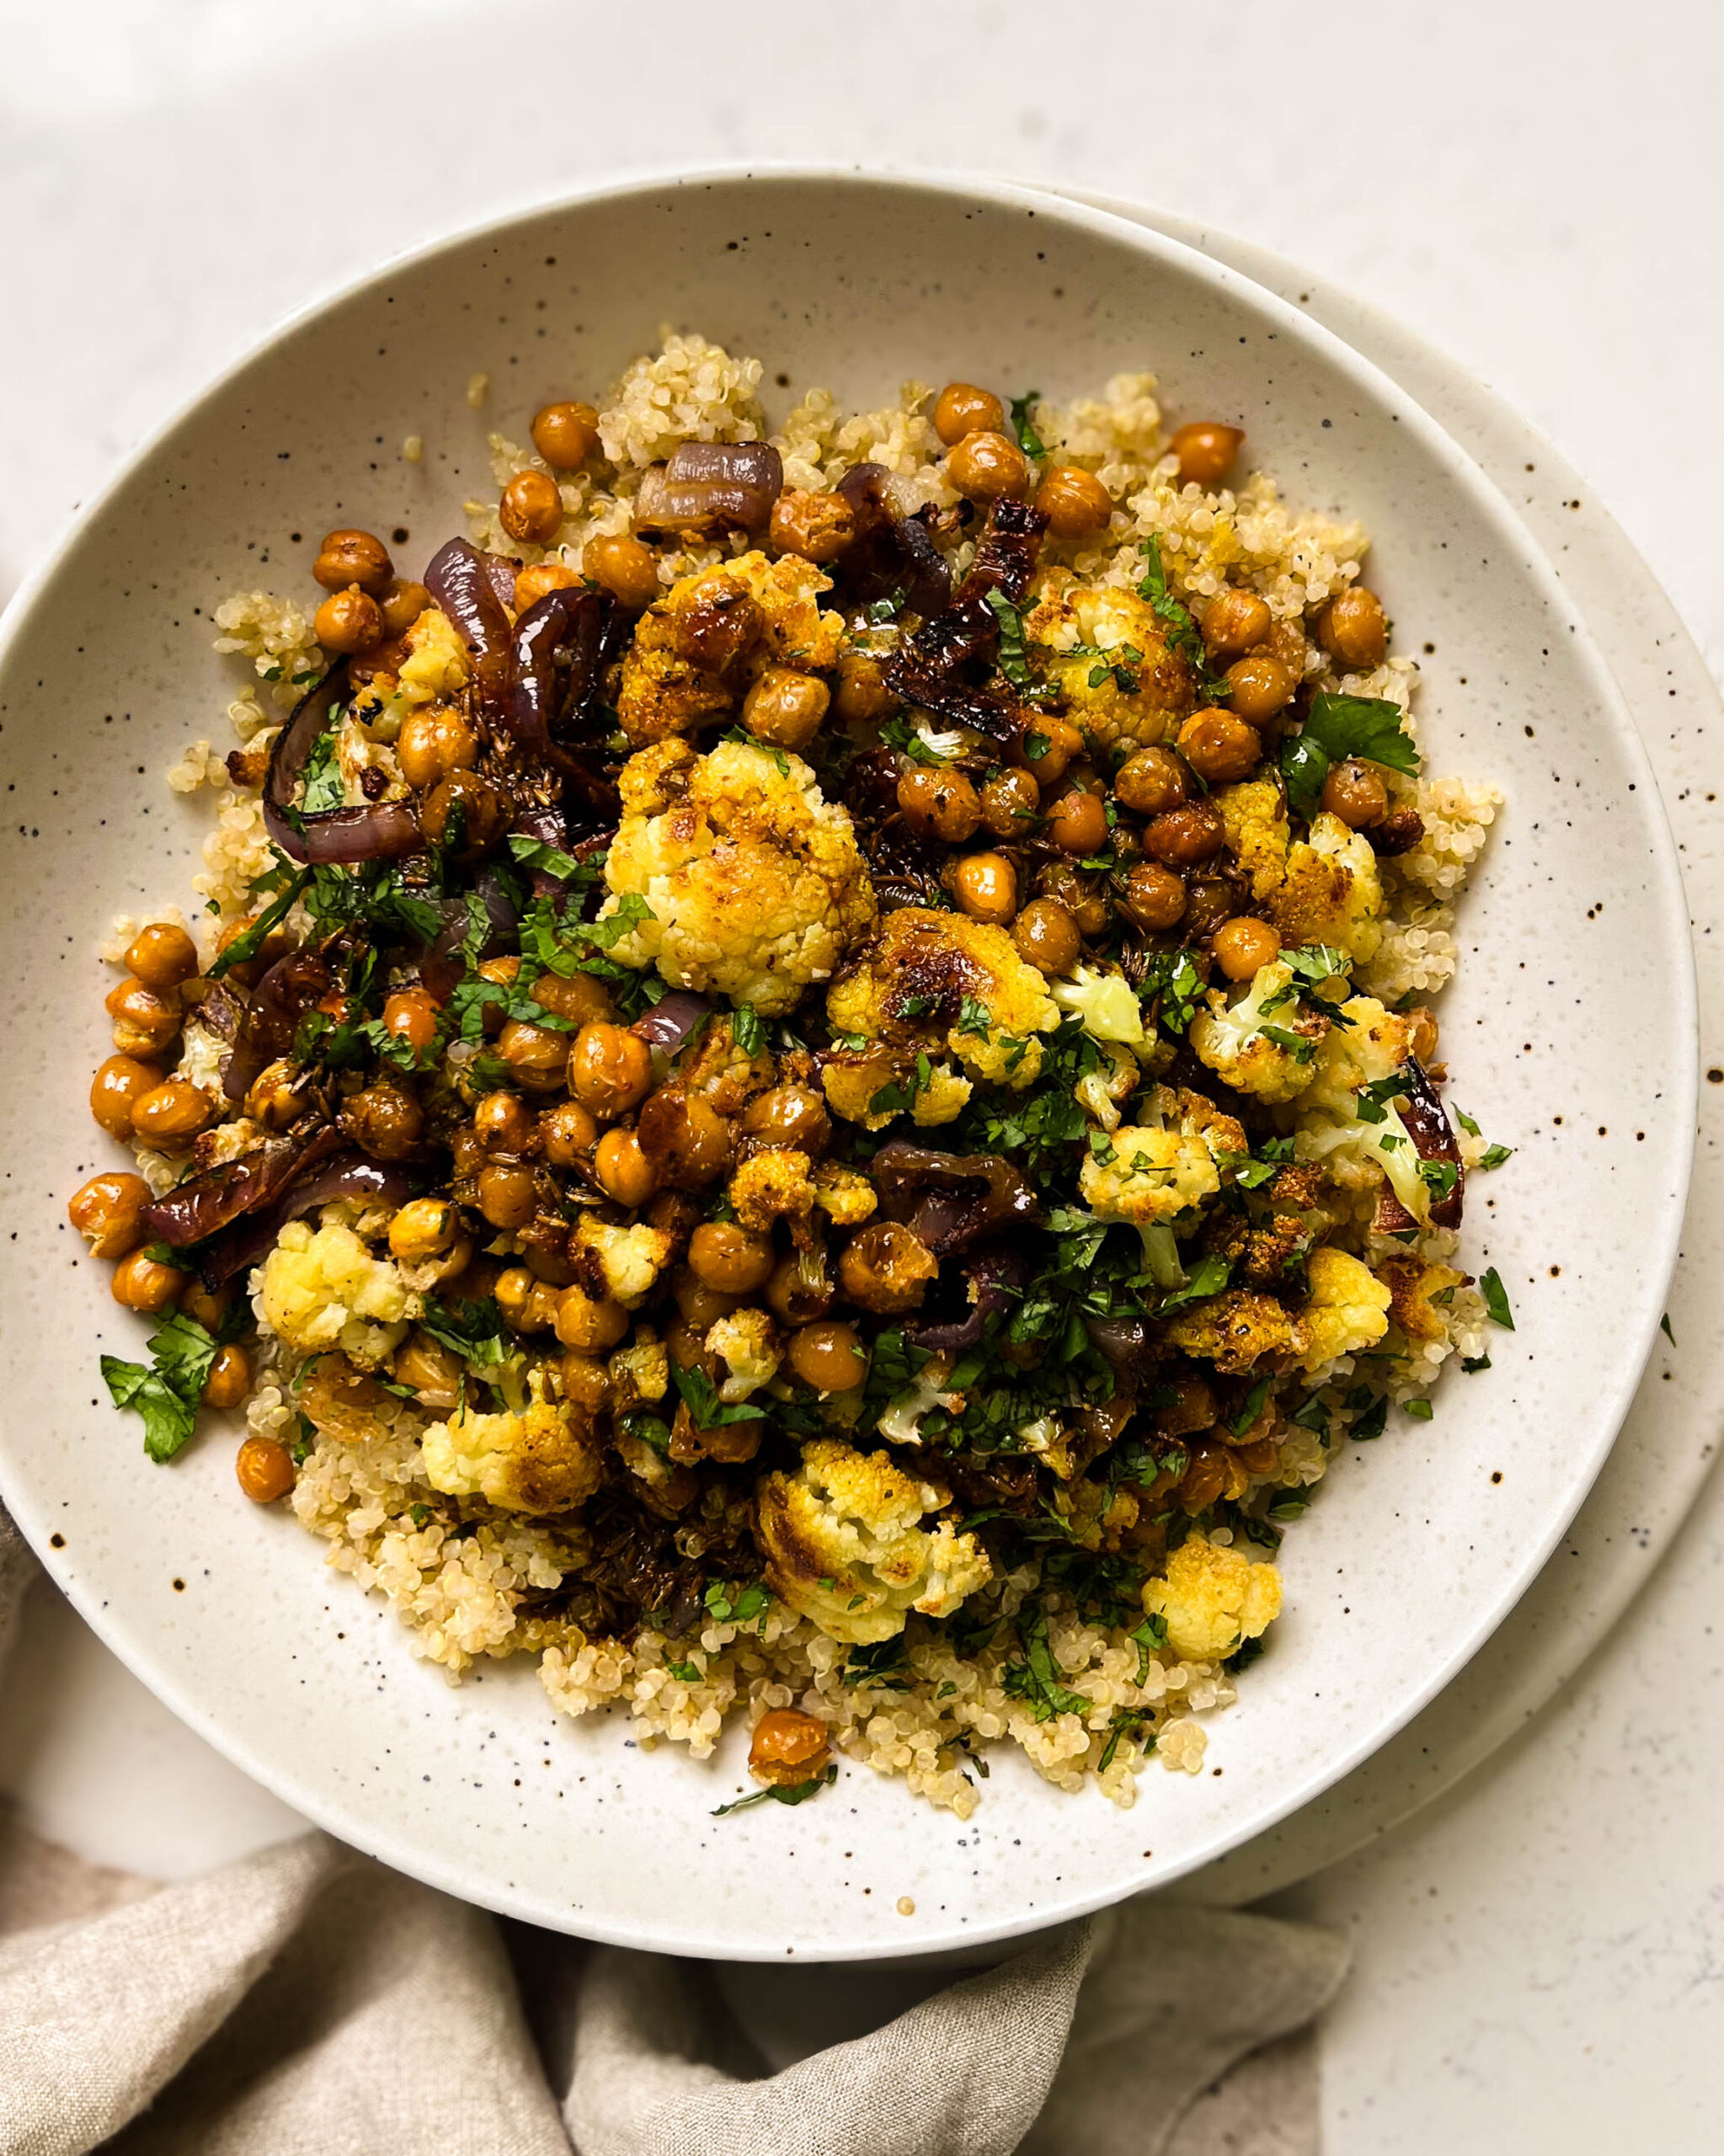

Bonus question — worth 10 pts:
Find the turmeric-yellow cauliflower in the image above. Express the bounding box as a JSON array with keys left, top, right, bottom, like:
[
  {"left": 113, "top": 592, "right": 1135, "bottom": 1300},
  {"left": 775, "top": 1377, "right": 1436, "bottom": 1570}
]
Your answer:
[
  {"left": 1080, "top": 1126, "right": 1220, "bottom": 1225},
  {"left": 1142, "top": 1534, "right": 1283, "bottom": 1662},
  {"left": 1267, "top": 811, "right": 1385, "bottom": 963},
  {"left": 1024, "top": 578, "right": 1197, "bottom": 755},
  {"left": 1188, "top": 959, "right": 1331, "bottom": 1105},
  {"left": 420, "top": 1398, "right": 603, "bottom": 1516},
  {"left": 600, "top": 736, "right": 875, "bottom": 1016},
  {"left": 826, "top": 908, "right": 1059, "bottom": 1091},
  {"left": 257, "top": 1218, "right": 420, "bottom": 1367},
  {"left": 1163, "top": 1289, "right": 1304, "bottom": 1375},
  {"left": 395, "top": 606, "right": 470, "bottom": 707},
  {"left": 1299, "top": 1246, "right": 1391, "bottom": 1371},
  {"left": 1214, "top": 779, "right": 1291, "bottom": 905},
  {"left": 755, "top": 1438, "right": 991, "bottom": 1644}
]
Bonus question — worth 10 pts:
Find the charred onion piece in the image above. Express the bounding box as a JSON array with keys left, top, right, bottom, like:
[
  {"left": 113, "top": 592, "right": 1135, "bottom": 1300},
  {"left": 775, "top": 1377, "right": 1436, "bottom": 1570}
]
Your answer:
[
  {"left": 883, "top": 499, "right": 1049, "bottom": 743},
  {"left": 868, "top": 1141, "right": 1038, "bottom": 1257},
  {"left": 507, "top": 584, "right": 621, "bottom": 821},
  {"left": 1085, "top": 1315, "right": 1159, "bottom": 1387},
  {"left": 261, "top": 659, "right": 420, "bottom": 866},
  {"left": 1396, "top": 1055, "right": 1465, "bottom": 1229},
  {"left": 423, "top": 536, "right": 513, "bottom": 715},
  {"left": 912, "top": 1241, "right": 1028, "bottom": 1353},
  {"left": 832, "top": 462, "right": 952, "bottom": 619},
  {"left": 419, "top": 867, "right": 520, "bottom": 1001},
  {"left": 221, "top": 947, "right": 335, "bottom": 1102},
  {"left": 193, "top": 1147, "right": 416, "bottom": 1287},
  {"left": 631, "top": 990, "right": 713, "bottom": 1055},
  {"left": 140, "top": 1121, "right": 345, "bottom": 1256},
  {"left": 633, "top": 441, "right": 782, "bottom": 536}
]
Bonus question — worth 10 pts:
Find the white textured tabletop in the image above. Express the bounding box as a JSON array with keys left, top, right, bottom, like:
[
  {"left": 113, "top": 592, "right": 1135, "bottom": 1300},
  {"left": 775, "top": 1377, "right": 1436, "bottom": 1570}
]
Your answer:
[{"left": 4, "top": 3, "right": 1721, "bottom": 2145}]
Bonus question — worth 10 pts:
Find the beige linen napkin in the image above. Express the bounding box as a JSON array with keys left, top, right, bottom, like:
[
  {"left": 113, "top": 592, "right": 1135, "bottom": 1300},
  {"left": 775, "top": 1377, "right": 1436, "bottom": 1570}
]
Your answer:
[{"left": 0, "top": 1508, "right": 1348, "bottom": 2154}]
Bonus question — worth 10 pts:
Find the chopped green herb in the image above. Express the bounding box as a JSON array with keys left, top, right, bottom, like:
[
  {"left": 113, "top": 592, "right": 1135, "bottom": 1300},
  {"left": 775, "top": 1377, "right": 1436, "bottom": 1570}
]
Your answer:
[
  {"left": 1479, "top": 1267, "right": 1515, "bottom": 1330},
  {"left": 419, "top": 1296, "right": 509, "bottom": 1366},
  {"left": 983, "top": 587, "right": 1035, "bottom": 691},
  {"left": 703, "top": 1578, "right": 771, "bottom": 1627},
  {"left": 1478, "top": 1143, "right": 1514, "bottom": 1171},
  {"left": 731, "top": 1005, "right": 766, "bottom": 1058},
  {"left": 1001, "top": 1609, "right": 1092, "bottom": 1723},
  {"left": 1009, "top": 390, "right": 1047, "bottom": 463},
  {"left": 673, "top": 1364, "right": 767, "bottom": 1430},
  {"left": 100, "top": 1310, "right": 233, "bottom": 1463},
  {"left": 1404, "top": 1397, "right": 1435, "bottom": 1421},
  {"left": 665, "top": 1659, "right": 702, "bottom": 1684},
  {"left": 1660, "top": 1312, "right": 1676, "bottom": 1346},
  {"left": 713, "top": 1763, "right": 837, "bottom": 1817},
  {"left": 1349, "top": 1395, "right": 1390, "bottom": 1441}
]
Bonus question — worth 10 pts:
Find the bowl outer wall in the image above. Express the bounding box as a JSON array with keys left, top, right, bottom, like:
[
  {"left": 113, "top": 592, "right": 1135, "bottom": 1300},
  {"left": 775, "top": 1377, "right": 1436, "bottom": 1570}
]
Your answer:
[{"left": 0, "top": 168, "right": 1695, "bottom": 1960}]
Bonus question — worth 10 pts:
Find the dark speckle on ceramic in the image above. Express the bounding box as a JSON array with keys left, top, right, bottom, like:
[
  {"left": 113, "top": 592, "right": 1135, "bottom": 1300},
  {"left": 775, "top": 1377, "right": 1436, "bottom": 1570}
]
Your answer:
[{"left": 0, "top": 172, "right": 1693, "bottom": 1965}]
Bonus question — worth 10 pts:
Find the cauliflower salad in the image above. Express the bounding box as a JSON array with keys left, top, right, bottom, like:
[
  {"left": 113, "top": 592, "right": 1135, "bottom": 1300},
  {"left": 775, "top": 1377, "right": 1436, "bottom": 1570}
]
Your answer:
[{"left": 69, "top": 335, "right": 1510, "bottom": 1817}]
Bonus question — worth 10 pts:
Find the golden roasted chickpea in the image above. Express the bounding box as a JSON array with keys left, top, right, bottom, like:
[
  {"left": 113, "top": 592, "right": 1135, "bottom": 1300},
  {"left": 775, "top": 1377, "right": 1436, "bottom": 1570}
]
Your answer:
[
  {"left": 312, "top": 527, "right": 392, "bottom": 595},
  {"left": 568, "top": 1022, "right": 654, "bottom": 1118},
  {"left": 67, "top": 1170, "right": 151, "bottom": 1260},
  {"left": 584, "top": 532, "right": 661, "bottom": 611},
  {"left": 236, "top": 1434, "right": 296, "bottom": 1502},
  {"left": 90, "top": 1055, "right": 163, "bottom": 1138},
  {"left": 104, "top": 976, "right": 181, "bottom": 1056},
  {"left": 832, "top": 652, "right": 895, "bottom": 725},
  {"left": 513, "top": 560, "right": 581, "bottom": 612},
  {"left": 749, "top": 1705, "right": 831, "bottom": 1785},
  {"left": 787, "top": 1321, "right": 868, "bottom": 1396},
  {"left": 111, "top": 1247, "right": 186, "bottom": 1312},
  {"left": 1317, "top": 585, "right": 1388, "bottom": 670},
  {"left": 1201, "top": 586, "right": 1273, "bottom": 659},
  {"left": 474, "top": 1090, "right": 536, "bottom": 1154},
  {"left": 558, "top": 1349, "right": 611, "bottom": 1415},
  {"left": 1011, "top": 715, "right": 1081, "bottom": 784},
  {"left": 202, "top": 1342, "right": 250, "bottom": 1410},
  {"left": 951, "top": 851, "right": 1017, "bottom": 926},
  {"left": 739, "top": 1084, "right": 830, "bottom": 1155},
  {"left": 688, "top": 1221, "right": 775, "bottom": 1296},
  {"left": 933, "top": 382, "right": 1007, "bottom": 446},
  {"left": 594, "top": 1128, "right": 659, "bottom": 1209},
  {"left": 1406, "top": 1005, "right": 1440, "bottom": 1065},
  {"left": 123, "top": 922, "right": 198, "bottom": 993},
  {"left": 1045, "top": 789, "right": 1110, "bottom": 857},
  {"left": 1113, "top": 745, "right": 1188, "bottom": 817},
  {"left": 212, "top": 914, "right": 289, "bottom": 990},
  {"left": 672, "top": 1266, "right": 743, "bottom": 1329},
  {"left": 389, "top": 1198, "right": 459, "bottom": 1263},
  {"left": 393, "top": 707, "right": 477, "bottom": 794},
  {"left": 381, "top": 987, "right": 440, "bottom": 1057},
  {"left": 531, "top": 970, "right": 612, "bottom": 1027},
  {"left": 742, "top": 667, "right": 830, "bottom": 751},
  {"left": 1169, "top": 419, "right": 1244, "bottom": 488},
  {"left": 419, "top": 769, "right": 507, "bottom": 856},
  {"left": 555, "top": 1285, "right": 630, "bottom": 1353},
  {"left": 343, "top": 1083, "right": 423, "bottom": 1161},
  {"left": 1224, "top": 652, "right": 1296, "bottom": 724},
  {"left": 1177, "top": 709, "right": 1262, "bottom": 787},
  {"left": 897, "top": 766, "right": 982, "bottom": 844},
  {"left": 313, "top": 585, "right": 386, "bottom": 656},
  {"left": 531, "top": 400, "right": 600, "bottom": 470},
  {"left": 178, "top": 1280, "right": 230, "bottom": 1333},
  {"left": 392, "top": 1331, "right": 463, "bottom": 1409},
  {"left": 244, "top": 1059, "right": 309, "bottom": 1131},
  {"left": 499, "top": 467, "right": 563, "bottom": 547},
  {"left": 766, "top": 1249, "right": 833, "bottom": 1326},
  {"left": 1038, "top": 858, "right": 1111, "bottom": 937},
  {"left": 979, "top": 765, "right": 1040, "bottom": 837},
  {"left": 540, "top": 1097, "right": 599, "bottom": 1166},
  {"left": 1213, "top": 916, "right": 1282, "bottom": 981},
  {"left": 378, "top": 577, "right": 430, "bottom": 638},
  {"left": 637, "top": 1085, "right": 734, "bottom": 1188},
  {"left": 494, "top": 1017, "right": 568, "bottom": 1094},
  {"left": 946, "top": 430, "right": 1029, "bottom": 504},
  {"left": 1033, "top": 464, "right": 1113, "bottom": 539},
  {"left": 1143, "top": 802, "right": 1226, "bottom": 867},
  {"left": 1320, "top": 756, "right": 1390, "bottom": 830},
  {"left": 130, "top": 1080, "right": 215, "bottom": 1147},
  {"left": 1122, "top": 861, "right": 1188, "bottom": 931},
  {"left": 1013, "top": 897, "right": 1081, "bottom": 975},
  {"left": 768, "top": 488, "right": 857, "bottom": 563},
  {"left": 836, "top": 1221, "right": 937, "bottom": 1315},
  {"left": 497, "top": 1267, "right": 562, "bottom": 1334},
  {"left": 476, "top": 1161, "right": 538, "bottom": 1230}
]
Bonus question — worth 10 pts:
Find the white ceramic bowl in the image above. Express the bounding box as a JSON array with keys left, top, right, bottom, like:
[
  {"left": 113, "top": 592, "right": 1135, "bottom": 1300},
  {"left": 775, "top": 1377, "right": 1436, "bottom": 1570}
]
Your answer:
[{"left": 0, "top": 170, "right": 1694, "bottom": 1961}]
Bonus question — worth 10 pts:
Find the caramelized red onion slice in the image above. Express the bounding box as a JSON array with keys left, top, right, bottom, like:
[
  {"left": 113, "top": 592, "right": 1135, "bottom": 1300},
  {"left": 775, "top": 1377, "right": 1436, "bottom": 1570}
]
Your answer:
[
  {"left": 633, "top": 440, "right": 782, "bottom": 535},
  {"left": 509, "top": 585, "right": 603, "bottom": 773},
  {"left": 834, "top": 462, "right": 952, "bottom": 619},
  {"left": 1396, "top": 1055, "right": 1465, "bottom": 1229},
  {"left": 631, "top": 990, "right": 712, "bottom": 1054},
  {"left": 418, "top": 867, "right": 520, "bottom": 1001},
  {"left": 195, "top": 1150, "right": 417, "bottom": 1287},
  {"left": 867, "top": 1142, "right": 1038, "bottom": 1257},
  {"left": 480, "top": 551, "right": 523, "bottom": 609},
  {"left": 221, "top": 948, "right": 335, "bottom": 1102},
  {"left": 261, "top": 659, "right": 420, "bottom": 866},
  {"left": 1085, "top": 1315, "right": 1158, "bottom": 1386},
  {"left": 911, "top": 1242, "right": 1028, "bottom": 1353},
  {"left": 140, "top": 1122, "right": 345, "bottom": 1255},
  {"left": 883, "top": 499, "right": 1050, "bottom": 744},
  {"left": 424, "top": 536, "right": 513, "bottom": 713}
]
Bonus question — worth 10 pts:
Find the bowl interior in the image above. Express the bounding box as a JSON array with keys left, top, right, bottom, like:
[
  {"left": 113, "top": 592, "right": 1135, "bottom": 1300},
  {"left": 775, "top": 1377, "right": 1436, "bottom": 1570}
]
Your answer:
[{"left": 0, "top": 171, "right": 1692, "bottom": 1958}]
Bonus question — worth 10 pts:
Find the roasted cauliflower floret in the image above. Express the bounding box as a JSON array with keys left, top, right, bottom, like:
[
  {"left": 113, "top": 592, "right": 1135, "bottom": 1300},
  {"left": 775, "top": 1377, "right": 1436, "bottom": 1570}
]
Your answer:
[
  {"left": 608, "top": 1329, "right": 670, "bottom": 1410},
  {"left": 1075, "top": 1039, "right": 1140, "bottom": 1131},
  {"left": 1050, "top": 963, "right": 1148, "bottom": 1048},
  {"left": 1163, "top": 1289, "right": 1305, "bottom": 1375},
  {"left": 257, "top": 1219, "right": 420, "bottom": 1367},
  {"left": 726, "top": 549, "right": 843, "bottom": 676},
  {"left": 728, "top": 1149, "right": 815, "bottom": 1234},
  {"left": 1214, "top": 778, "right": 1291, "bottom": 905},
  {"left": 1267, "top": 811, "right": 1385, "bottom": 963},
  {"left": 1299, "top": 1246, "right": 1392, "bottom": 1371},
  {"left": 569, "top": 1216, "right": 675, "bottom": 1306},
  {"left": 819, "top": 1050, "right": 973, "bottom": 1132},
  {"left": 1293, "top": 995, "right": 1432, "bottom": 1224},
  {"left": 1189, "top": 959, "right": 1332, "bottom": 1106},
  {"left": 706, "top": 1307, "right": 782, "bottom": 1401},
  {"left": 600, "top": 736, "right": 876, "bottom": 1016},
  {"left": 1081, "top": 1126, "right": 1220, "bottom": 1225},
  {"left": 1025, "top": 579, "right": 1198, "bottom": 755},
  {"left": 826, "top": 908, "right": 1058, "bottom": 1091},
  {"left": 1378, "top": 1254, "right": 1466, "bottom": 1346},
  {"left": 1139, "top": 1083, "right": 1249, "bottom": 1166},
  {"left": 1142, "top": 1534, "right": 1283, "bottom": 1662},
  {"left": 419, "top": 1398, "right": 602, "bottom": 1517},
  {"left": 395, "top": 606, "right": 470, "bottom": 707},
  {"left": 755, "top": 1438, "right": 991, "bottom": 1644},
  {"left": 811, "top": 1161, "right": 878, "bottom": 1225}
]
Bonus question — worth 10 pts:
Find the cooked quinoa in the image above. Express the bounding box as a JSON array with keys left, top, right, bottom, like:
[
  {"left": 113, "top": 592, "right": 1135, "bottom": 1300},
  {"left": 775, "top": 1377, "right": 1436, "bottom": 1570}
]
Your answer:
[{"left": 70, "top": 337, "right": 1507, "bottom": 1821}]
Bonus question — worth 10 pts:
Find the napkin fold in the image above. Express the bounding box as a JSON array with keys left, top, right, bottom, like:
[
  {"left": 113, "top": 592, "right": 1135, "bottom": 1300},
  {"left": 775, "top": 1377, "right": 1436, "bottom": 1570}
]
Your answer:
[{"left": 0, "top": 1508, "right": 1348, "bottom": 2153}]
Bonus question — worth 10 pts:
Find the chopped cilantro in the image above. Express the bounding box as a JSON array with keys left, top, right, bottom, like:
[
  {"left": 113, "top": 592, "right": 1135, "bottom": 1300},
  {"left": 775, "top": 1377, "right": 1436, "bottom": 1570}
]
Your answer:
[
  {"left": 703, "top": 1578, "right": 771, "bottom": 1627},
  {"left": 1001, "top": 1609, "right": 1092, "bottom": 1723},
  {"left": 713, "top": 1763, "right": 837, "bottom": 1817},
  {"left": 1479, "top": 1267, "right": 1515, "bottom": 1330},
  {"left": 1478, "top": 1143, "right": 1514, "bottom": 1171},
  {"left": 205, "top": 866, "right": 312, "bottom": 979},
  {"left": 419, "top": 1295, "right": 509, "bottom": 1366},
  {"left": 731, "top": 1004, "right": 766, "bottom": 1058},
  {"left": 505, "top": 833, "right": 584, "bottom": 882},
  {"left": 100, "top": 1309, "right": 234, "bottom": 1463},
  {"left": 665, "top": 1659, "right": 702, "bottom": 1684},
  {"left": 983, "top": 587, "right": 1035, "bottom": 691},
  {"left": 1009, "top": 390, "right": 1048, "bottom": 462},
  {"left": 1348, "top": 1395, "right": 1389, "bottom": 1441},
  {"left": 1404, "top": 1398, "right": 1435, "bottom": 1421},
  {"left": 673, "top": 1364, "right": 767, "bottom": 1430},
  {"left": 1157, "top": 1252, "right": 1231, "bottom": 1314}
]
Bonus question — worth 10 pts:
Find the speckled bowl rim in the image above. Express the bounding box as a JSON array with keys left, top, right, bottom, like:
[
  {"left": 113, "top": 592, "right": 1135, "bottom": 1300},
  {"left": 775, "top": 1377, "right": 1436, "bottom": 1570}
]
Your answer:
[{"left": 0, "top": 165, "right": 1698, "bottom": 1957}]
